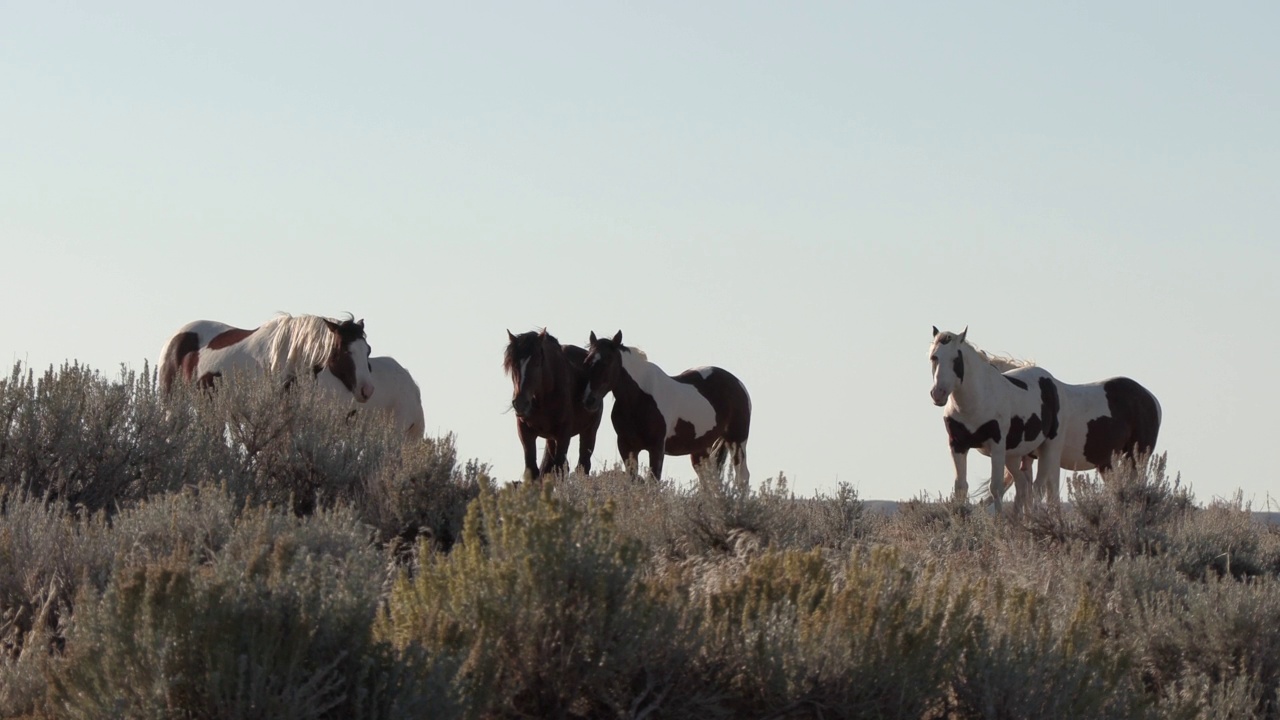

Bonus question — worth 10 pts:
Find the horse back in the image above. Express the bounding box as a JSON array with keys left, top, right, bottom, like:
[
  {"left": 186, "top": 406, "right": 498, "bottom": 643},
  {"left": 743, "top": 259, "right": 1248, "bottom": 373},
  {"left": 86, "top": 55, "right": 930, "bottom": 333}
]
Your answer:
[
  {"left": 159, "top": 320, "right": 261, "bottom": 392},
  {"left": 673, "top": 366, "right": 751, "bottom": 441}
]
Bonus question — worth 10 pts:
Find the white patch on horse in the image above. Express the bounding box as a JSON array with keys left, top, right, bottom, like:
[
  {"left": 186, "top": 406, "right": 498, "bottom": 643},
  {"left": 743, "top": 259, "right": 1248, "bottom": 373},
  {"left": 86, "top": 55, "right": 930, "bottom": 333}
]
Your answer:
[
  {"left": 620, "top": 350, "right": 717, "bottom": 442},
  {"left": 518, "top": 357, "right": 530, "bottom": 388},
  {"left": 694, "top": 366, "right": 714, "bottom": 379},
  {"left": 365, "top": 356, "right": 425, "bottom": 438}
]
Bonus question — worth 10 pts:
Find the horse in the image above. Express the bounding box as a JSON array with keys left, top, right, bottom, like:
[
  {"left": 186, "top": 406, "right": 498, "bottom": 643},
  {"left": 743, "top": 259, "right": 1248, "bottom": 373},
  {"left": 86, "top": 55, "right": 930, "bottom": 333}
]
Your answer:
[
  {"left": 365, "top": 356, "right": 426, "bottom": 439},
  {"left": 928, "top": 326, "right": 1065, "bottom": 513},
  {"left": 503, "top": 329, "right": 603, "bottom": 482},
  {"left": 1006, "top": 364, "right": 1161, "bottom": 502},
  {"left": 582, "top": 330, "right": 751, "bottom": 483},
  {"left": 158, "top": 313, "right": 375, "bottom": 402}
]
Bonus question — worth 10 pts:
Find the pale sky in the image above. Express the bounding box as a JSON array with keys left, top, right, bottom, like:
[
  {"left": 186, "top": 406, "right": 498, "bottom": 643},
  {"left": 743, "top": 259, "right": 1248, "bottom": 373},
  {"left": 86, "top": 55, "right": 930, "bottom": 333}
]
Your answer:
[{"left": 3, "top": 2, "right": 1277, "bottom": 505}]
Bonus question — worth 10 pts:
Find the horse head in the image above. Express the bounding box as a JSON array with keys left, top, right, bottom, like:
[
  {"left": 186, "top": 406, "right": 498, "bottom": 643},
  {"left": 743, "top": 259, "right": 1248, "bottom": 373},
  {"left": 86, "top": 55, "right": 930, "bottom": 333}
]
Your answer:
[
  {"left": 505, "top": 328, "right": 554, "bottom": 417},
  {"left": 928, "top": 325, "right": 968, "bottom": 406},
  {"left": 324, "top": 317, "right": 375, "bottom": 403},
  {"left": 582, "top": 330, "right": 624, "bottom": 413}
]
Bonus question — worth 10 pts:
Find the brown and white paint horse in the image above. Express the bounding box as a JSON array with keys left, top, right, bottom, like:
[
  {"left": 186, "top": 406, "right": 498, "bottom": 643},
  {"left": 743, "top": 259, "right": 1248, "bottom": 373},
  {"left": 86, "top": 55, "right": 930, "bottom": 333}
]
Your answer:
[
  {"left": 928, "top": 327, "right": 1062, "bottom": 513},
  {"left": 158, "top": 314, "right": 375, "bottom": 402},
  {"left": 503, "top": 329, "right": 603, "bottom": 482},
  {"left": 1021, "top": 363, "right": 1161, "bottom": 502},
  {"left": 929, "top": 327, "right": 1161, "bottom": 511},
  {"left": 583, "top": 331, "right": 751, "bottom": 482}
]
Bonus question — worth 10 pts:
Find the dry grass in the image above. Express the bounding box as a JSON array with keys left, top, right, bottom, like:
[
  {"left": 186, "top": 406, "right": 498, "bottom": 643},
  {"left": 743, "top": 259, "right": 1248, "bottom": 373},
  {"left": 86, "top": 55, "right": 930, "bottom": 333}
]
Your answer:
[{"left": 1, "top": 362, "right": 1279, "bottom": 718}]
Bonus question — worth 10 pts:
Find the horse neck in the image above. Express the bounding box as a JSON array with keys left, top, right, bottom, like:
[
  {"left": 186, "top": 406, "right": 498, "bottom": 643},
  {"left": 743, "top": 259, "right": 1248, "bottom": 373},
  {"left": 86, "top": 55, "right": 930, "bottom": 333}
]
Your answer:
[
  {"left": 538, "top": 345, "right": 571, "bottom": 399},
  {"left": 615, "top": 349, "right": 665, "bottom": 402},
  {"left": 949, "top": 344, "right": 1006, "bottom": 413}
]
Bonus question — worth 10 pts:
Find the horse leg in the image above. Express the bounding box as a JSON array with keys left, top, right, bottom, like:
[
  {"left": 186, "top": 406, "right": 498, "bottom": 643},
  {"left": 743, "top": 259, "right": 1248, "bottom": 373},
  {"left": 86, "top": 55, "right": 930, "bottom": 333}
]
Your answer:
[
  {"left": 1035, "top": 440, "right": 1065, "bottom": 504},
  {"left": 649, "top": 447, "right": 665, "bottom": 482},
  {"left": 576, "top": 422, "right": 599, "bottom": 475},
  {"left": 988, "top": 447, "right": 1007, "bottom": 513},
  {"left": 951, "top": 450, "right": 969, "bottom": 503},
  {"left": 518, "top": 422, "right": 540, "bottom": 483},
  {"left": 732, "top": 441, "right": 750, "bottom": 485},
  {"left": 538, "top": 438, "right": 558, "bottom": 478},
  {"left": 1005, "top": 455, "right": 1033, "bottom": 516}
]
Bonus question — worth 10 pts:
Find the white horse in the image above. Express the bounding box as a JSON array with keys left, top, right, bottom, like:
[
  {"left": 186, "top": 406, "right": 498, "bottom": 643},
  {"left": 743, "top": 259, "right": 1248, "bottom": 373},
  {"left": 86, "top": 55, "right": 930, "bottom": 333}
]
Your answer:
[
  {"left": 928, "top": 327, "right": 1066, "bottom": 513},
  {"left": 158, "top": 313, "right": 375, "bottom": 402},
  {"left": 364, "top": 356, "right": 425, "bottom": 439}
]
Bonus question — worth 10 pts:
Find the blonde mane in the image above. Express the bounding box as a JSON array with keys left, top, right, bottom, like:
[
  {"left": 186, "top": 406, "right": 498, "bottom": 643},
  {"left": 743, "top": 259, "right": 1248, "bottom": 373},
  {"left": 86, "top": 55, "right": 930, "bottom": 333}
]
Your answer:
[
  {"left": 262, "top": 314, "right": 338, "bottom": 374},
  {"left": 979, "top": 349, "right": 1035, "bottom": 372}
]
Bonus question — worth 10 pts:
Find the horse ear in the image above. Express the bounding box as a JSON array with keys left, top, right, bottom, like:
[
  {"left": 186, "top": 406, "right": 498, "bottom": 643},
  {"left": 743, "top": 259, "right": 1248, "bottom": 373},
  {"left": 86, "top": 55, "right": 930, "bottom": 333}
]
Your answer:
[
  {"left": 612, "top": 330, "right": 622, "bottom": 344},
  {"left": 589, "top": 331, "right": 597, "bottom": 344},
  {"left": 507, "top": 329, "right": 516, "bottom": 342},
  {"left": 539, "top": 328, "right": 547, "bottom": 338},
  {"left": 958, "top": 327, "right": 968, "bottom": 343},
  {"left": 932, "top": 326, "right": 939, "bottom": 338},
  {"left": 357, "top": 319, "right": 365, "bottom": 329}
]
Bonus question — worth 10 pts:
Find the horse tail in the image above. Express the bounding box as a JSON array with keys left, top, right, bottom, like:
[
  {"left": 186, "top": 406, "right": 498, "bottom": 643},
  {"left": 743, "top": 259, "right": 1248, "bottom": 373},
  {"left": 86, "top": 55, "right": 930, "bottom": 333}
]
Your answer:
[{"left": 709, "top": 437, "right": 750, "bottom": 484}]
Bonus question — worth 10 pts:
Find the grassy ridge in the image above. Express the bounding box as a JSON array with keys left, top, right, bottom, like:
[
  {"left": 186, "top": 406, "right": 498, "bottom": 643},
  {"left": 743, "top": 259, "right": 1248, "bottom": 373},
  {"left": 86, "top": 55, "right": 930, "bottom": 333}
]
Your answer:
[{"left": 2, "top": 362, "right": 1280, "bottom": 719}]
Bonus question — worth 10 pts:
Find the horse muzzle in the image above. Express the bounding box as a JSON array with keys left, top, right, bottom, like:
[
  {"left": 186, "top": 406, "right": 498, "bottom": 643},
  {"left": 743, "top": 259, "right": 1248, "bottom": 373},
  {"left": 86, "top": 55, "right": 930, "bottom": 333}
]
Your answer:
[
  {"left": 930, "top": 387, "right": 949, "bottom": 406},
  {"left": 359, "top": 382, "right": 375, "bottom": 403},
  {"left": 512, "top": 396, "right": 533, "bottom": 417}
]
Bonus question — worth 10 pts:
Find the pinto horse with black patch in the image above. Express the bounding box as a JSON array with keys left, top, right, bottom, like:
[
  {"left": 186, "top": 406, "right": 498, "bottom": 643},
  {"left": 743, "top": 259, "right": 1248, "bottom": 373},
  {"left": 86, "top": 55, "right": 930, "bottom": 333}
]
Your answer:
[
  {"left": 503, "top": 329, "right": 603, "bottom": 482},
  {"left": 582, "top": 331, "right": 751, "bottom": 483},
  {"left": 1015, "top": 363, "right": 1162, "bottom": 502},
  {"left": 158, "top": 313, "right": 375, "bottom": 402},
  {"left": 928, "top": 327, "right": 1065, "bottom": 513}
]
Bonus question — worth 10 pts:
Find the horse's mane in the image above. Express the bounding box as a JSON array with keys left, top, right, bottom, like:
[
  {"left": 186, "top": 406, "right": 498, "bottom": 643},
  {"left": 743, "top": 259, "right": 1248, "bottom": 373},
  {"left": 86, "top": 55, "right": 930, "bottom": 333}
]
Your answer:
[
  {"left": 261, "top": 314, "right": 344, "bottom": 374},
  {"left": 935, "top": 330, "right": 1034, "bottom": 372},
  {"left": 979, "top": 349, "right": 1035, "bottom": 372},
  {"left": 503, "top": 329, "right": 561, "bottom": 379},
  {"left": 621, "top": 345, "right": 648, "bottom": 362}
]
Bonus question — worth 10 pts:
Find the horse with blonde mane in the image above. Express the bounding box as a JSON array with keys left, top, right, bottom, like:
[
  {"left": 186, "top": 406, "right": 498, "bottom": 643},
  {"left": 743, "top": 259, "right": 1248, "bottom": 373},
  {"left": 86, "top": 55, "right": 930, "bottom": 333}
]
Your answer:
[
  {"left": 928, "top": 327, "right": 1064, "bottom": 513},
  {"left": 158, "top": 313, "right": 375, "bottom": 402},
  {"left": 929, "top": 326, "right": 1162, "bottom": 511}
]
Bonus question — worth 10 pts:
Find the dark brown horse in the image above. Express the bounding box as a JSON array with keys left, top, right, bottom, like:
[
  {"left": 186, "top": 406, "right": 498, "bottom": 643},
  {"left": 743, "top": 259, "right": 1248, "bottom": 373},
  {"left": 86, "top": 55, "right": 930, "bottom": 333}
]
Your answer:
[
  {"left": 503, "top": 329, "right": 603, "bottom": 482},
  {"left": 582, "top": 330, "right": 751, "bottom": 482}
]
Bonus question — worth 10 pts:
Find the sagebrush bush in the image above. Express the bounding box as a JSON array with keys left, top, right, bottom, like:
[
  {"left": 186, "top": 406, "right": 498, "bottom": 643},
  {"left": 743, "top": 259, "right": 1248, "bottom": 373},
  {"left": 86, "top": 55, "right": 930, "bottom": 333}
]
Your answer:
[
  {"left": 48, "top": 497, "right": 453, "bottom": 720},
  {"left": 695, "top": 546, "right": 970, "bottom": 718},
  {"left": 379, "top": 480, "right": 704, "bottom": 720},
  {"left": 4, "top": 361, "right": 1280, "bottom": 719}
]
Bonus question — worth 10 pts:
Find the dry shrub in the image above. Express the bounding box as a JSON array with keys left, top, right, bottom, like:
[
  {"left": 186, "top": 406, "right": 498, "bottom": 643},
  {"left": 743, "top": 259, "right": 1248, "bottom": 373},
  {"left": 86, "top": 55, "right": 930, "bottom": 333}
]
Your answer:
[
  {"left": 1066, "top": 453, "right": 1195, "bottom": 563},
  {"left": 379, "top": 480, "right": 706, "bottom": 720},
  {"left": 698, "top": 546, "right": 970, "bottom": 719},
  {"left": 48, "top": 497, "right": 451, "bottom": 720}
]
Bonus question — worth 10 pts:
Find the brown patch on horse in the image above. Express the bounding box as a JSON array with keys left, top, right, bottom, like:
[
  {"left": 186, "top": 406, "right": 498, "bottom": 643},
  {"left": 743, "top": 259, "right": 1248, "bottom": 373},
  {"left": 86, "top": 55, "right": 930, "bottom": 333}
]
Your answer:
[
  {"left": 206, "top": 327, "right": 255, "bottom": 350},
  {"left": 160, "top": 331, "right": 201, "bottom": 393},
  {"left": 1082, "top": 377, "right": 1161, "bottom": 470}
]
